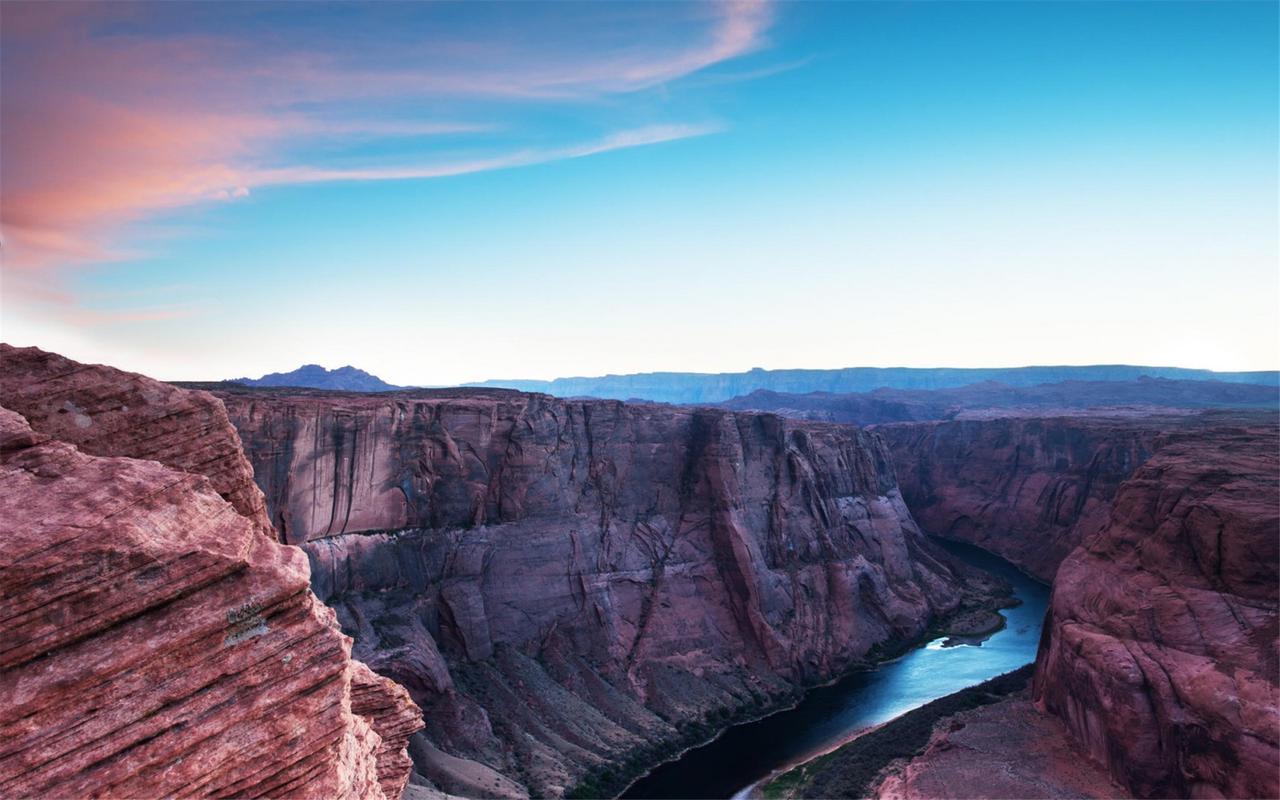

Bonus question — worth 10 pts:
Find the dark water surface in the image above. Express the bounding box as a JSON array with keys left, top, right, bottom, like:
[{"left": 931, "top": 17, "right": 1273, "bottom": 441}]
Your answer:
[{"left": 620, "top": 538, "right": 1050, "bottom": 800}]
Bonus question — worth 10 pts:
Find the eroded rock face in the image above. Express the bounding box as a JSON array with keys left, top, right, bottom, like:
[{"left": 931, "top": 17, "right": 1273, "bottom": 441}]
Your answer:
[
  {"left": 1034, "top": 421, "right": 1280, "bottom": 799},
  {"left": 0, "top": 344, "right": 274, "bottom": 539},
  {"left": 219, "top": 388, "right": 969, "bottom": 796},
  {"left": 879, "top": 417, "right": 1167, "bottom": 580},
  {"left": 0, "top": 406, "right": 420, "bottom": 798},
  {"left": 0, "top": 347, "right": 422, "bottom": 798}
]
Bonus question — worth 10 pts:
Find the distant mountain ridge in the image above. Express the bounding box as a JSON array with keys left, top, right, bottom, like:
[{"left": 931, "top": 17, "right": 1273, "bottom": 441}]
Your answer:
[
  {"left": 717, "top": 377, "right": 1280, "bottom": 426},
  {"left": 231, "top": 364, "right": 400, "bottom": 392},
  {"left": 466, "top": 365, "right": 1279, "bottom": 404}
]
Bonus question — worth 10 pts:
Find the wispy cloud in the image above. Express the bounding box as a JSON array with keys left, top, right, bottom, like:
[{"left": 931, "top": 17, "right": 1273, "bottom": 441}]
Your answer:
[
  {"left": 0, "top": 0, "right": 775, "bottom": 319},
  {"left": 250, "top": 124, "right": 720, "bottom": 186}
]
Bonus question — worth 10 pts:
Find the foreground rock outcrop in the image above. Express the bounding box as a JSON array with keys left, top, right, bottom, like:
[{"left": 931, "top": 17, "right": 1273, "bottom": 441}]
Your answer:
[
  {"left": 1035, "top": 420, "right": 1280, "bottom": 799},
  {"left": 218, "top": 387, "right": 977, "bottom": 796},
  {"left": 0, "top": 344, "right": 275, "bottom": 539},
  {"left": 0, "top": 348, "right": 421, "bottom": 798}
]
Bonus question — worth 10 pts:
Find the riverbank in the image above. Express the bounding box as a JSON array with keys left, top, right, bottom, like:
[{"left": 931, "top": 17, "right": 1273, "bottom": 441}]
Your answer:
[
  {"left": 582, "top": 590, "right": 1011, "bottom": 800},
  {"left": 611, "top": 539, "right": 1039, "bottom": 800},
  {"left": 760, "top": 666, "right": 1034, "bottom": 799}
]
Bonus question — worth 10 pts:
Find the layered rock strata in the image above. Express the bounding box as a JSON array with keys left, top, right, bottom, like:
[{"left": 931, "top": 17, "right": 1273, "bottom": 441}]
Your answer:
[
  {"left": 0, "top": 347, "right": 422, "bottom": 798},
  {"left": 879, "top": 416, "right": 1169, "bottom": 580},
  {"left": 1034, "top": 421, "right": 1280, "bottom": 799},
  {"left": 0, "top": 344, "right": 274, "bottom": 538},
  {"left": 218, "top": 387, "right": 971, "bottom": 797}
]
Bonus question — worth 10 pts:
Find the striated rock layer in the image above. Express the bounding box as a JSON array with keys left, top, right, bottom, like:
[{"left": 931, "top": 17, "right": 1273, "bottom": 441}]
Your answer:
[
  {"left": 218, "top": 387, "right": 972, "bottom": 797},
  {"left": 1034, "top": 420, "right": 1280, "bottom": 799},
  {"left": 0, "top": 347, "right": 422, "bottom": 798},
  {"left": 880, "top": 416, "right": 1172, "bottom": 581},
  {"left": 0, "top": 344, "right": 275, "bottom": 539}
]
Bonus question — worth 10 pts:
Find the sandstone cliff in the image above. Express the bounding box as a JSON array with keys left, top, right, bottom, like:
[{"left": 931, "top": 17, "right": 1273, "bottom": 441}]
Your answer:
[
  {"left": 1034, "top": 420, "right": 1280, "bottom": 799},
  {"left": 218, "top": 388, "right": 973, "bottom": 797},
  {"left": 879, "top": 417, "right": 1168, "bottom": 580},
  {"left": 0, "top": 344, "right": 275, "bottom": 539},
  {"left": 0, "top": 348, "right": 421, "bottom": 798}
]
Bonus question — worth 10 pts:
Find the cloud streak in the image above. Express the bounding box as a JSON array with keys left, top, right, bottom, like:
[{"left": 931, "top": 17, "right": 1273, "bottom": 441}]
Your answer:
[
  {"left": 250, "top": 124, "right": 720, "bottom": 186},
  {"left": 0, "top": 1, "right": 773, "bottom": 316}
]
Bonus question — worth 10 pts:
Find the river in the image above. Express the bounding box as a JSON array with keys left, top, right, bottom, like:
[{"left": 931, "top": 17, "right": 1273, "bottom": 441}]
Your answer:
[{"left": 619, "top": 538, "right": 1050, "bottom": 800}]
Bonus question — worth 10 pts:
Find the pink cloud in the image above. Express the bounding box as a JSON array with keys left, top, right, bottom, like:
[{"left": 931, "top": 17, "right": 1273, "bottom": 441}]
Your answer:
[{"left": 0, "top": 1, "right": 774, "bottom": 319}]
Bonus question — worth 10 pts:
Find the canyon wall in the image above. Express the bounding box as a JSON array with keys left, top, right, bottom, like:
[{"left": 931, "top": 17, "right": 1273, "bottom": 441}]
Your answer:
[
  {"left": 1034, "top": 420, "right": 1279, "bottom": 799},
  {"left": 768, "top": 412, "right": 1277, "bottom": 800},
  {"left": 879, "top": 417, "right": 1168, "bottom": 580},
  {"left": 219, "top": 388, "right": 978, "bottom": 797},
  {"left": 0, "top": 347, "right": 421, "bottom": 798}
]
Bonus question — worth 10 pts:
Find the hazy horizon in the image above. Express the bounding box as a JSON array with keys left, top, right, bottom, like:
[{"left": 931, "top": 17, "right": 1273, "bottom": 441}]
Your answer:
[
  {"left": 3, "top": 1, "right": 1277, "bottom": 384},
  {"left": 233, "top": 359, "right": 1280, "bottom": 389}
]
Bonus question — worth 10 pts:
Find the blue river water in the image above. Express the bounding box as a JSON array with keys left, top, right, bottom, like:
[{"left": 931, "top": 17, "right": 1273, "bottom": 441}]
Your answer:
[{"left": 620, "top": 538, "right": 1050, "bottom": 800}]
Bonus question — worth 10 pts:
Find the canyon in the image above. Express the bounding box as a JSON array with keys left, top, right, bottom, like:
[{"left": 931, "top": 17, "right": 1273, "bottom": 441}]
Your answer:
[
  {"left": 755, "top": 408, "right": 1278, "bottom": 800},
  {"left": 1, "top": 343, "right": 1275, "bottom": 800},
  {"left": 879, "top": 415, "right": 1169, "bottom": 581},
  {"left": 212, "top": 385, "right": 1000, "bottom": 797}
]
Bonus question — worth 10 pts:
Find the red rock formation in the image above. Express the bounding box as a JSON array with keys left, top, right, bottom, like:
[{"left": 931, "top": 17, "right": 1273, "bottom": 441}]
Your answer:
[
  {"left": 0, "top": 344, "right": 274, "bottom": 539},
  {"left": 871, "top": 694, "right": 1122, "bottom": 800},
  {"left": 1034, "top": 421, "right": 1280, "bottom": 798},
  {"left": 0, "top": 348, "right": 422, "bottom": 798},
  {"left": 218, "top": 387, "right": 972, "bottom": 796},
  {"left": 879, "top": 416, "right": 1168, "bottom": 580}
]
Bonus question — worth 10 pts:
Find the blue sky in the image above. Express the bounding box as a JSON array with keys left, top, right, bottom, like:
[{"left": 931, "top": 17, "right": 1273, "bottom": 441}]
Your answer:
[{"left": 3, "top": 1, "right": 1276, "bottom": 383}]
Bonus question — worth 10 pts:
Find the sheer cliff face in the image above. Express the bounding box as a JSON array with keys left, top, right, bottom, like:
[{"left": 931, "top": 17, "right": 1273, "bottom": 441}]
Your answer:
[
  {"left": 879, "top": 417, "right": 1166, "bottom": 580},
  {"left": 220, "top": 389, "right": 965, "bottom": 797},
  {"left": 0, "top": 349, "right": 421, "bottom": 798},
  {"left": 1034, "top": 422, "right": 1280, "bottom": 800}
]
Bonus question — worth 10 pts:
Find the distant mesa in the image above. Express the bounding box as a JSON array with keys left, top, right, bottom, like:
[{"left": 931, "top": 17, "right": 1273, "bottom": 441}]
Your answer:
[
  {"left": 231, "top": 364, "right": 401, "bottom": 392},
  {"left": 223, "top": 363, "right": 1280, "bottom": 402},
  {"left": 466, "top": 365, "right": 1280, "bottom": 404},
  {"left": 717, "top": 377, "right": 1280, "bottom": 426}
]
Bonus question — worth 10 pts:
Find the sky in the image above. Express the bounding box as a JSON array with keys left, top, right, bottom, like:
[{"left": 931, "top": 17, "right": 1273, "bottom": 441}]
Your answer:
[{"left": 2, "top": 1, "right": 1277, "bottom": 385}]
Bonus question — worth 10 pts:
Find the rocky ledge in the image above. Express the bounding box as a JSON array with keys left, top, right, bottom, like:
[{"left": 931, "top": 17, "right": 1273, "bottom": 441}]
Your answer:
[
  {"left": 0, "top": 344, "right": 275, "bottom": 539},
  {"left": 0, "top": 348, "right": 422, "bottom": 798}
]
